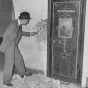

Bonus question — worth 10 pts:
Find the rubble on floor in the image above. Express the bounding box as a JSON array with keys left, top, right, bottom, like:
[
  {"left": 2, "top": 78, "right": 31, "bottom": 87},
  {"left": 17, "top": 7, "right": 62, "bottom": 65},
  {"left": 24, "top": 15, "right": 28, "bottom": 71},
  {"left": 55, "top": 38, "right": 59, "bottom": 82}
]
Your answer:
[{"left": 0, "top": 72, "right": 82, "bottom": 88}]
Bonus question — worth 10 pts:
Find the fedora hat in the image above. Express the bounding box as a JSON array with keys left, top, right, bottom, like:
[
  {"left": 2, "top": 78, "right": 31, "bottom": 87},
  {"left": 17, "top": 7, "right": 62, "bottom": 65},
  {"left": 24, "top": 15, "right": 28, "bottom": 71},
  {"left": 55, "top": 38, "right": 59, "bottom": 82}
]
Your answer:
[{"left": 18, "top": 12, "right": 32, "bottom": 19}]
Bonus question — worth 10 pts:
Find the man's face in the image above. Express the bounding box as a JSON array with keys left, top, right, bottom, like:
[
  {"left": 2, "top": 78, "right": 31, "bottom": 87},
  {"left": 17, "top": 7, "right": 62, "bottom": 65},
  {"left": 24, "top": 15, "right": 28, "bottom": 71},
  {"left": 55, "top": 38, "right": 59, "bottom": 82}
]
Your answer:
[{"left": 23, "top": 19, "right": 30, "bottom": 25}]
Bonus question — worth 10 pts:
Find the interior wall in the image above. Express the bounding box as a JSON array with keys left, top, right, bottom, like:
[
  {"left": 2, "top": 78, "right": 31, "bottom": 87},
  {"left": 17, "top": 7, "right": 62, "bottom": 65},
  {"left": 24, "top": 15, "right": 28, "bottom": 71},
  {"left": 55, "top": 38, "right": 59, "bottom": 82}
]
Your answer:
[
  {"left": 12, "top": 0, "right": 48, "bottom": 75},
  {"left": 81, "top": 0, "right": 88, "bottom": 87}
]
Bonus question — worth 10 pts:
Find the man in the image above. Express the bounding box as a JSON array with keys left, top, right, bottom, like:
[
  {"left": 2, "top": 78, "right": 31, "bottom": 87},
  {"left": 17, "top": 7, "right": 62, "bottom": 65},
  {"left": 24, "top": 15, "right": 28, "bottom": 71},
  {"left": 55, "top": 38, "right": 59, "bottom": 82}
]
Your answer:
[{"left": 0, "top": 12, "right": 38, "bottom": 86}]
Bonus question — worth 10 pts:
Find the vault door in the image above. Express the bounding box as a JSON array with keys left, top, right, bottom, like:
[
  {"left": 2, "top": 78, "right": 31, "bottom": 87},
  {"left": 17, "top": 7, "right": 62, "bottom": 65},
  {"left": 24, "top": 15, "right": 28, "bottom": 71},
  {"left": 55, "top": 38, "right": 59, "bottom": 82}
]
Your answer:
[{"left": 47, "top": 0, "right": 86, "bottom": 84}]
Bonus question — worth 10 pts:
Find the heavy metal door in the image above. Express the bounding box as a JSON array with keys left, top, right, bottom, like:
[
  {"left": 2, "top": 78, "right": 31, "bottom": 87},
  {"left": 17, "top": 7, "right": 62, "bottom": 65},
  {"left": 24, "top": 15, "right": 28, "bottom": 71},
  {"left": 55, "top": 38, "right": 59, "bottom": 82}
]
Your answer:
[{"left": 47, "top": 0, "right": 86, "bottom": 84}]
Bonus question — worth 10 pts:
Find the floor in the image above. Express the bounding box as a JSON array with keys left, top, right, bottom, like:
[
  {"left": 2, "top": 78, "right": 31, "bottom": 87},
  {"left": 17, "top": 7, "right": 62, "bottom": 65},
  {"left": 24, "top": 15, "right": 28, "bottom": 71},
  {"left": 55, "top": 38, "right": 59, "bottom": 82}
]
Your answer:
[{"left": 0, "top": 72, "right": 82, "bottom": 88}]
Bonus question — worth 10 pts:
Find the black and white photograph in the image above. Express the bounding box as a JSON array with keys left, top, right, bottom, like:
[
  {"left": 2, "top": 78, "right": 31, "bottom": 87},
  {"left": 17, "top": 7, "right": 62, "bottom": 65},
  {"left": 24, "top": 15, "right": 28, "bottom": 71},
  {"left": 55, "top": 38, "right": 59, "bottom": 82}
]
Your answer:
[{"left": 0, "top": 0, "right": 87, "bottom": 88}]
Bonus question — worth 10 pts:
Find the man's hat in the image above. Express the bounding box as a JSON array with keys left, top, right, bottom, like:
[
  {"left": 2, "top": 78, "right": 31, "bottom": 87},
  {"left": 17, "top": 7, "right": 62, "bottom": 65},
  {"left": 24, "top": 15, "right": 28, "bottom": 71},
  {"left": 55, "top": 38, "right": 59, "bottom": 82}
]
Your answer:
[{"left": 18, "top": 12, "right": 32, "bottom": 19}]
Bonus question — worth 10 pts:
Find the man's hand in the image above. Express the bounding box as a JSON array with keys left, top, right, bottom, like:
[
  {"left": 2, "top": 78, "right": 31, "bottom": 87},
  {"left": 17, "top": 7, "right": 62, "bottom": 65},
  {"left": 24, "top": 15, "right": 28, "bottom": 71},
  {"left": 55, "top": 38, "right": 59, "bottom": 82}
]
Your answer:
[{"left": 31, "top": 32, "right": 38, "bottom": 36}]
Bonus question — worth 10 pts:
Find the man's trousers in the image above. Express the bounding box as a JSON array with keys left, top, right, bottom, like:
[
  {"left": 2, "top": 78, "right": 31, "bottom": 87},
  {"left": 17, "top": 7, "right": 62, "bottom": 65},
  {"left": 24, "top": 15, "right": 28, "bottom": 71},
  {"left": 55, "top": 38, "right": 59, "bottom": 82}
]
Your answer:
[{"left": 3, "top": 45, "right": 26, "bottom": 84}]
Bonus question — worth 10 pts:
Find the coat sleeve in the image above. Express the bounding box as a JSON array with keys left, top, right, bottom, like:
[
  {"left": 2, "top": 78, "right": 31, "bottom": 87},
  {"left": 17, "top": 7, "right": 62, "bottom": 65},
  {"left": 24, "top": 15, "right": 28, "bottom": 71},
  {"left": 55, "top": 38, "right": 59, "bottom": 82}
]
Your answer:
[
  {"left": 22, "top": 31, "right": 30, "bottom": 37},
  {"left": 3, "top": 22, "right": 15, "bottom": 41}
]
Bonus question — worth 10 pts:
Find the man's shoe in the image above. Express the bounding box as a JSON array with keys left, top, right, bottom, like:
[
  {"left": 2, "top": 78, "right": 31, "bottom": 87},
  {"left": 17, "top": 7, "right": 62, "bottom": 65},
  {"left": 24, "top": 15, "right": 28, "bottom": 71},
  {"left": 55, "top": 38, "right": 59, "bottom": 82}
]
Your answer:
[{"left": 3, "top": 83, "right": 14, "bottom": 86}]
